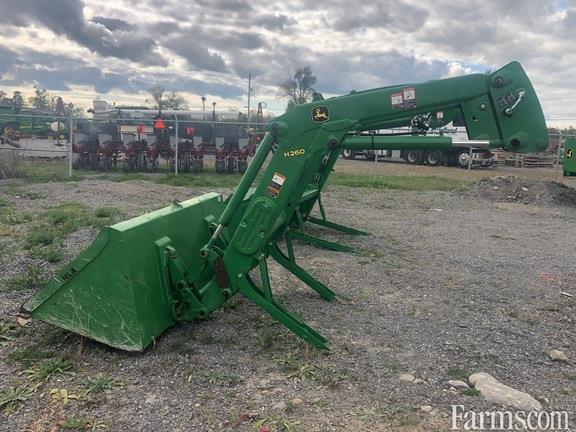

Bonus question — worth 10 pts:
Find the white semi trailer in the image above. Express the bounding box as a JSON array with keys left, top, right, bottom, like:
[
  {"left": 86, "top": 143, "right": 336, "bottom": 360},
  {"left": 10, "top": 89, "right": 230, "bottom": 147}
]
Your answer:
[{"left": 341, "top": 125, "right": 495, "bottom": 168}]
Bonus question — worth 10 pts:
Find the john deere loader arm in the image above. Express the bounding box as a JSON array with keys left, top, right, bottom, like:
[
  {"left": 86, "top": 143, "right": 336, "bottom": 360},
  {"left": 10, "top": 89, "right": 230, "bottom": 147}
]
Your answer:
[{"left": 22, "top": 62, "right": 547, "bottom": 351}]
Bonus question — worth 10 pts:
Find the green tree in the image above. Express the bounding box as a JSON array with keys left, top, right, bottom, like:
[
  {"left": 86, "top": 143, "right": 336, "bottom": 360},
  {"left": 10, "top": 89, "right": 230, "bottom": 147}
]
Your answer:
[
  {"left": 163, "top": 90, "right": 188, "bottom": 110},
  {"left": 29, "top": 86, "right": 50, "bottom": 110},
  {"left": 11, "top": 91, "right": 24, "bottom": 106},
  {"left": 279, "top": 67, "right": 317, "bottom": 111}
]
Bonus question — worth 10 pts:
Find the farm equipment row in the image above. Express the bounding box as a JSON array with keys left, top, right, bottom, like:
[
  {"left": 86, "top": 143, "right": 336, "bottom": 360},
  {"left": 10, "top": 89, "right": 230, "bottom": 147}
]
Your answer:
[{"left": 72, "top": 121, "right": 254, "bottom": 173}]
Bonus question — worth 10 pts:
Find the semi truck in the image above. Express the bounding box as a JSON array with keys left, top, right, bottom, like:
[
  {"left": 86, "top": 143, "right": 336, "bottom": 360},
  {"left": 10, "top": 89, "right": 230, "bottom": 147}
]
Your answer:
[{"left": 341, "top": 125, "right": 495, "bottom": 168}]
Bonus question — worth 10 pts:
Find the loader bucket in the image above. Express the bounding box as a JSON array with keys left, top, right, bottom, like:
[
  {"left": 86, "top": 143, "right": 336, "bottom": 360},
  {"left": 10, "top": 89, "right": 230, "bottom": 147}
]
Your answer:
[{"left": 22, "top": 192, "right": 225, "bottom": 351}]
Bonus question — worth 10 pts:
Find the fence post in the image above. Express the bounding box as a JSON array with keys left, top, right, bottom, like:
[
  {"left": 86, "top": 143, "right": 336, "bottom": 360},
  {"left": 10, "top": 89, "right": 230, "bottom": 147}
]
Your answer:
[
  {"left": 68, "top": 115, "right": 73, "bottom": 178},
  {"left": 174, "top": 114, "right": 179, "bottom": 175},
  {"left": 468, "top": 146, "right": 473, "bottom": 171},
  {"left": 555, "top": 132, "right": 563, "bottom": 170}
]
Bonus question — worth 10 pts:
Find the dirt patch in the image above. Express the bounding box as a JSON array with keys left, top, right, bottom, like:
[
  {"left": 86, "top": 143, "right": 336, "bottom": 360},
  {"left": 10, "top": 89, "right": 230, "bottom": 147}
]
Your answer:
[{"left": 464, "top": 175, "right": 576, "bottom": 206}]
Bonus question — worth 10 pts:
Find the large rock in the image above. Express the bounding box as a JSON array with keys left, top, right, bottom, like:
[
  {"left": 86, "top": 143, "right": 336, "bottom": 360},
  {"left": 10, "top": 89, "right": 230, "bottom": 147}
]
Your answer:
[
  {"left": 448, "top": 380, "right": 470, "bottom": 390},
  {"left": 469, "top": 373, "right": 542, "bottom": 411},
  {"left": 549, "top": 350, "right": 569, "bottom": 363}
]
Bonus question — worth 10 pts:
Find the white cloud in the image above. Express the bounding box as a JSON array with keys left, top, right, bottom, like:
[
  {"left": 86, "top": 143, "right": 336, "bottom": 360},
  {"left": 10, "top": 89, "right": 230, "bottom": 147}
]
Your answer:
[{"left": 0, "top": 0, "right": 574, "bottom": 124}]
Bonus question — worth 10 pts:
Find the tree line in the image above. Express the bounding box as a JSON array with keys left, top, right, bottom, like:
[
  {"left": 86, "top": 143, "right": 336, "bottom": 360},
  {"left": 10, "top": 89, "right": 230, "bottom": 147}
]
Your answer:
[{"left": 0, "top": 86, "right": 83, "bottom": 117}]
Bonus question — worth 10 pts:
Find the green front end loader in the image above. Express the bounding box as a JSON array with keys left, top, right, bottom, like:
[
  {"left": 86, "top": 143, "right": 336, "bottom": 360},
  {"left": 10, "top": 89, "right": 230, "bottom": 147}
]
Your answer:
[
  {"left": 564, "top": 137, "right": 576, "bottom": 176},
  {"left": 22, "top": 61, "right": 548, "bottom": 351}
]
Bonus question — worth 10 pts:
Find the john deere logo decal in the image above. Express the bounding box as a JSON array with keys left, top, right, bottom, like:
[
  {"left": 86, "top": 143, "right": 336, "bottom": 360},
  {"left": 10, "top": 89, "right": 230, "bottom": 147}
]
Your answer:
[
  {"left": 567, "top": 148, "right": 574, "bottom": 159},
  {"left": 312, "top": 106, "right": 330, "bottom": 123}
]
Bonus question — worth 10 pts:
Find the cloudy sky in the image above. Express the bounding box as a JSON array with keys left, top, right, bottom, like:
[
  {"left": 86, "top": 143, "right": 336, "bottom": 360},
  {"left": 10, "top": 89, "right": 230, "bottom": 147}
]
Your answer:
[{"left": 0, "top": 0, "right": 574, "bottom": 125}]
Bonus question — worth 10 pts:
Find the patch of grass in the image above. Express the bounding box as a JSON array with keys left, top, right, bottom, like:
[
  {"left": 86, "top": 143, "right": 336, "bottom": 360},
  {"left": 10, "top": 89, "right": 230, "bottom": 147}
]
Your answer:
[
  {"left": 98, "top": 171, "right": 245, "bottom": 188},
  {"left": 329, "top": 172, "right": 468, "bottom": 191},
  {"left": 4, "top": 266, "right": 47, "bottom": 291},
  {"left": 82, "top": 373, "right": 121, "bottom": 395},
  {"left": 11, "top": 159, "right": 83, "bottom": 183},
  {"left": 505, "top": 308, "right": 520, "bottom": 318},
  {"left": 355, "top": 406, "right": 387, "bottom": 421},
  {"left": 202, "top": 370, "right": 224, "bottom": 385},
  {"left": 43, "top": 202, "right": 88, "bottom": 234},
  {"left": 25, "top": 225, "right": 56, "bottom": 248},
  {"left": 446, "top": 367, "right": 470, "bottom": 381},
  {"left": 279, "top": 351, "right": 317, "bottom": 381},
  {"left": 23, "top": 202, "right": 117, "bottom": 258},
  {"left": 0, "top": 382, "right": 38, "bottom": 414},
  {"left": 25, "top": 357, "right": 73, "bottom": 382},
  {"left": 255, "top": 332, "right": 277, "bottom": 352},
  {"left": 0, "top": 320, "right": 25, "bottom": 345},
  {"left": 28, "top": 244, "right": 63, "bottom": 263},
  {"left": 253, "top": 417, "right": 300, "bottom": 432},
  {"left": 460, "top": 388, "right": 481, "bottom": 397},
  {"left": 355, "top": 404, "right": 421, "bottom": 427},
  {"left": 0, "top": 223, "right": 17, "bottom": 237},
  {"left": 59, "top": 417, "right": 107, "bottom": 430},
  {"left": 94, "top": 206, "right": 121, "bottom": 219},
  {"left": 5, "top": 348, "right": 54, "bottom": 367},
  {"left": 0, "top": 211, "right": 32, "bottom": 225}
]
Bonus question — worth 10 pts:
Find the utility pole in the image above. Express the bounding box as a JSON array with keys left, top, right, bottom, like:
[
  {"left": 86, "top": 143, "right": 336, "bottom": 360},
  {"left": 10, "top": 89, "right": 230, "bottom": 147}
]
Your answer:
[{"left": 247, "top": 74, "right": 251, "bottom": 128}]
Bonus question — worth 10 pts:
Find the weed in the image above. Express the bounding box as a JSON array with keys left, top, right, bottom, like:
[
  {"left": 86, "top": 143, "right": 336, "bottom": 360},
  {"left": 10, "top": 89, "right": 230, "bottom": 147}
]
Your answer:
[
  {"left": 355, "top": 404, "right": 421, "bottom": 427},
  {"left": 4, "top": 266, "right": 47, "bottom": 291},
  {"left": 355, "top": 406, "right": 387, "bottom": 421},
  {"left": 43, "top": 202, "right": 87, "bottom": 234},
  {"left": 0, "top": 320, "right": 24, "bottom": 345},
  {"left": 59, "top": 417, "right": 107, "bottom": 431},
  {"left": 28, "top": 244, "right": 63, "bottom": 263},
  {"left": 50, "top": 388, "right": 83, "bottom": 405},
  {"left": 255, "top": 332, "right": 276, "bottom": 352},
  {"left": 25, "top": 357, "right": 73, "bottom": 382},
  {"left": 253, "top": 417, "right": 300, "bottom": 432},
  {"left": 25, "top": 225, "right": 55, "bottom": 248},
  {"left": 202, "top": 370, "right": 224, "bottom": 385},
  {"left": 0, "top": 382, "right": 38, "bottom": 414},
  {"left": 460, "top": 388, "right": 481, "bottom": 397},
  {"left": 280, "top": 354, "right": 316, "bottom": 380},
  {"left": 93, "top": 206, "right": 120, "bottom": 219},
  {"left": 82, "top": 373, "right": 121, "bottom": 395},
  {"left": 446, "top": 367, "right": 470, "bottom": 381},
  {"left": 505, "top": 308, "right": 519, "bottom": 318}
]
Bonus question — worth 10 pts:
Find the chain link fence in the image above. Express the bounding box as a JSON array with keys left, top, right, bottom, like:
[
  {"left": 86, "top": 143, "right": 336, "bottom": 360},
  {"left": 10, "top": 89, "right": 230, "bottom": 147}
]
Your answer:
[
  {"left": 0, "top": 112, "right": 268, "bottom": 178},
  {"left": 0, "top": 112, "right": 574, "bottom": 183}
]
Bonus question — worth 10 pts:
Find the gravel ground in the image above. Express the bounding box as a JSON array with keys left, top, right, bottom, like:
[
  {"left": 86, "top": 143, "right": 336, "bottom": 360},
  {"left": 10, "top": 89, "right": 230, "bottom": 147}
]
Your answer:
[{"left": 0, "top": 177, "right": 575, "bottom": 431}]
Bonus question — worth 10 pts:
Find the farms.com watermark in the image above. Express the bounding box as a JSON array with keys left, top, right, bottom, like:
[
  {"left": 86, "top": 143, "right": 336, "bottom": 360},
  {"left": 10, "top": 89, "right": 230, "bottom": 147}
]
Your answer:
[{"left": 451, "top": 405, "right": 570, "bottom": 431}]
